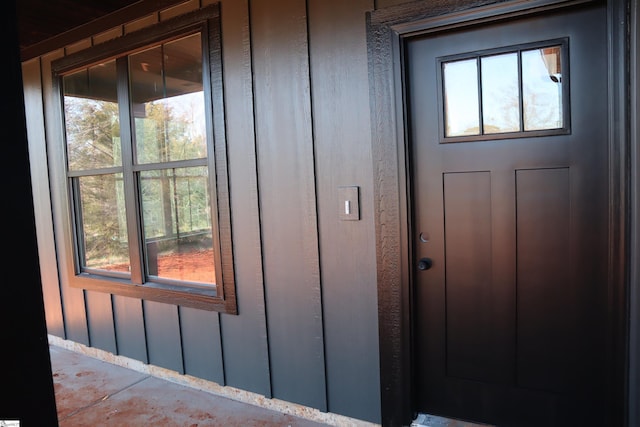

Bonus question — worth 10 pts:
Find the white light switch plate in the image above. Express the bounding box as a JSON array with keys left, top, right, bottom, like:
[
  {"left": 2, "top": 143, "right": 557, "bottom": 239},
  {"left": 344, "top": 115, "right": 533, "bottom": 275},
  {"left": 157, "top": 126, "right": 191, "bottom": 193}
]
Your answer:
[{"left": 338, "top": 186, "right": 360, "bottom": 221}]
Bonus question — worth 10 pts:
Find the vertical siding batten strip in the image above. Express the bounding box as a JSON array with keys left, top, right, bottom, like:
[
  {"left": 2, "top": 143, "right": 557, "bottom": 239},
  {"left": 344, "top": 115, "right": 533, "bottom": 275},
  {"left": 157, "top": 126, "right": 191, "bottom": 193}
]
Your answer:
[
  {"left": 22, "top": 57, "right": 66, "bottom": 338},
  {"left": 143, "top": 300, "right": 184, "bottom": 374},
  {"left": 179, "top": 307, "right": 224, "bottom": 384},
  {"left": 303, "top": 0, "right": 329, "bottom": 412},
  {"left": 109, "top": 294, "right": 119, "bottom": 355},
  {"left": 217, "top": 0, "right": 272, "bottom": 397},
  {"left": 307, "top": 0, "right": 381, "bottom": 422},
  {"left": 84, "top": 291, "right": 118, "bottom": 354},
  {"left": 251, "top": 0, "right": 327, "bottom": 411},
  {"left": 112, "top": 295, "right": 148, "bottom": 363},
  {"left": 41, "top": 49, "right": 90, "bottom": 345},
  {"left": 178, "top": 0, "right": 225, "bottom": 387}
]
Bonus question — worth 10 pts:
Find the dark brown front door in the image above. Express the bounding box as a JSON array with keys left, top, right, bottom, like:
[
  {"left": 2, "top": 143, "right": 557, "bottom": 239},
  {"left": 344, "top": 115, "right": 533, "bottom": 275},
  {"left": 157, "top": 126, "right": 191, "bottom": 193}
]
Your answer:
[{"left": 406, "top": 5, "right": 608, "bottom": 426}]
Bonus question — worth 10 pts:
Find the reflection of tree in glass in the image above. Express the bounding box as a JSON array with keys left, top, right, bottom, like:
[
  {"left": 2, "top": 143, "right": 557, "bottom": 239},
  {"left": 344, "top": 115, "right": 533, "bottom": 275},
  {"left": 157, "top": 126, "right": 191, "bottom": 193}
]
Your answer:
[
  {"left": 523, "top": 85, "right": 562, "bottom": 130},
  {"left": 448, "top": 47, "right": 563, "bottom": 136},
  {"left": 136, "top": 95, "right": 210, "bottom": 240},
  {"left": 79, "top": 174, "right": 129, "bottom": 271},
  {"left": 481, "top": 53, "right": 520, "bottom": 134},
  {"left": 64, "top": 98, "right": 120, "bottom": 170},
  {"left": 135, "top": 93, "right": 207, "bottom": 164},
  {"left": 522, "top": 49, "right": 562, "bottom": 131},
  {"left": 64, "top": 97, "right": 128, "bottom": 270},
  {"left": 64, "top": 92, "right": 210, "bottom": 271},
  {"left": 134, "top": 95, "right": 214, "bottom": 283},
  {"left": 140, "top": 168, "right": 211, "bottom": 242},
  {"left": 481, "top": 79, "right": 519, "bottom": 134},
  {"left": 485, "top": 86, "right": 560, "bottom": 134}
]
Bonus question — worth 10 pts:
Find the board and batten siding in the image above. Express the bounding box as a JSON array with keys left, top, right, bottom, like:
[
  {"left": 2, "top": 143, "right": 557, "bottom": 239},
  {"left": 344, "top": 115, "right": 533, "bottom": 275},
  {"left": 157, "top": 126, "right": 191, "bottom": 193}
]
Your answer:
[{"left": 22, "top": 0, "right": 380, "bottom": 423}]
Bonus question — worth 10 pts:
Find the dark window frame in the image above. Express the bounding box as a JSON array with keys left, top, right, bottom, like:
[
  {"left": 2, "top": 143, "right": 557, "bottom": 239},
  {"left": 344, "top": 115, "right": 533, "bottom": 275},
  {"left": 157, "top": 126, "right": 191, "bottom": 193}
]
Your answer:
[{"left": 50, "top": 4, "right": 237, "bottom": 313}]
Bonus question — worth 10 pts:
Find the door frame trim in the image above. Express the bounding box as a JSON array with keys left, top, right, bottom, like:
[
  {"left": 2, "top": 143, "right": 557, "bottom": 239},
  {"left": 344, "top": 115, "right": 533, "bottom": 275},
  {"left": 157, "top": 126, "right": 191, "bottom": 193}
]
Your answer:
[
  {"left": 630, "top": 4, "right": 639, "bottom": 426},
  {"left": 365, "top": 0, "right": 635, "bottom": 425}
]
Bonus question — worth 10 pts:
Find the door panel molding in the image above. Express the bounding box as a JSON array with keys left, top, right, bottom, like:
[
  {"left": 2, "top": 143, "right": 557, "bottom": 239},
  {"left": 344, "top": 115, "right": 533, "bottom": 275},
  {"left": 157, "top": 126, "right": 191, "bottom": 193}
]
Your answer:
[{"left": 365, "top": 0, "right": 632, "bottom": 425}]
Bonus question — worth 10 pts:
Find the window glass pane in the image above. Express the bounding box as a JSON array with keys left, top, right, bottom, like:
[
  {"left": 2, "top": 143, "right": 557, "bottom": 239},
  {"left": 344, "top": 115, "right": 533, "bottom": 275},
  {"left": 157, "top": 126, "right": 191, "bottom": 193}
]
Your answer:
[
  {"left": 130, "top": 33, "right": 207, "bottom": 164},
  {"left": 443, "top": 58, "right": 480, "bottom": 137},
  {"left": 140, "top": 166, "right": 216, "bottom": 285},
  {"left": 522, "top": 46, "right": 563, "bottom": 131},
  {"left": 64, "top": 61, "right": 121, "bottom": 170},
  {"left": 481, "top": 53, "right": 520, "bottom": 134},
  {"left": 77, "top": 174, "right": 130, "bottom": 273}
]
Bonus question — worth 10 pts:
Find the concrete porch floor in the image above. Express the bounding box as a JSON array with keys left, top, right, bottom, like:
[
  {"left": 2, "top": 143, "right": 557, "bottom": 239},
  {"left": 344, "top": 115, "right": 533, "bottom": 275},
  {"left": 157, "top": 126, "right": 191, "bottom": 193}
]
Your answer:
[
  {"left": 48, "top": 340, "right": 490, "bottom": 427},
  {"left": 49, "top": 344, "right": 336, "bottom": 427}
]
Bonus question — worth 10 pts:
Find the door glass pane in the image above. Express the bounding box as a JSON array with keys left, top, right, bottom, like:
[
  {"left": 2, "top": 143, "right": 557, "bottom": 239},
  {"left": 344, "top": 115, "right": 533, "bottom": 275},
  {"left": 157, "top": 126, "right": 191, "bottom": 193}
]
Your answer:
[
  {"left": 64, "top": 60, "right": 121, "bottom": 170},
  {"left": 140, "top": 167, "right": 216, "bottom": 286},
  {"left": 443, "top": 58, "right": 480, "bottom": 137},
  {"left": 130, "top": 33, "right": 207, "bottom": 164},
  {"left": 522, "top": 46, "right": 563, "bottom": 131},
  {"left": 77, "top": 174, "right": 130, "bottom": 273},
  {"left": 481, "top": 53, "right": 520, "bottom": 134}
]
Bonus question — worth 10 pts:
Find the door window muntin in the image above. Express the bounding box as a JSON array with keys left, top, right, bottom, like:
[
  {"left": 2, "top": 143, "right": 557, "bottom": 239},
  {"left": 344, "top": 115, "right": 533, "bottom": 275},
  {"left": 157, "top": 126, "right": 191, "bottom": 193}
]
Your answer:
[{"left": 436, "top": 38, "right": 570, "bottom": 143}]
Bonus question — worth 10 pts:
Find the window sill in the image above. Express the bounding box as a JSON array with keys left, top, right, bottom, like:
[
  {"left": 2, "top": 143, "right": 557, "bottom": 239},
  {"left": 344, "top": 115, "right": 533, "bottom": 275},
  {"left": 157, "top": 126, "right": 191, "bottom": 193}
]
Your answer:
[{"left": 70, "top": 274, "right": 237, "bottom": 313}]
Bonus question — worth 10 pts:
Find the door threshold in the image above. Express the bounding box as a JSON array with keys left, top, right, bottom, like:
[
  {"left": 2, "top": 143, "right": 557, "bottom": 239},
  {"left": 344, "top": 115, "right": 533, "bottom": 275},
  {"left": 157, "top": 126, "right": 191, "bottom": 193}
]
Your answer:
[{"left": 411, "top": 413, "right": 494, "bottom": 427}]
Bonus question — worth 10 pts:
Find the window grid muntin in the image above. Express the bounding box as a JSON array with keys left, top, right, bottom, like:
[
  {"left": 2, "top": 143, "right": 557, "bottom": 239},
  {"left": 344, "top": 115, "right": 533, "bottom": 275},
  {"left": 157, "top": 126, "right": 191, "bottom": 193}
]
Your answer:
[{"left": 438, "top": 38, "right": 569, "bottom": 143}]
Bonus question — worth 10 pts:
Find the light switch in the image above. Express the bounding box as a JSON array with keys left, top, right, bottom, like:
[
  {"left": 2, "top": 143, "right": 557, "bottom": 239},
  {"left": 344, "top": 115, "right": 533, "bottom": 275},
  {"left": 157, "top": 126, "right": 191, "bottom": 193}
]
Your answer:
[{"left": 338, "top": 186, "right": 360, "bottom": 221}]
